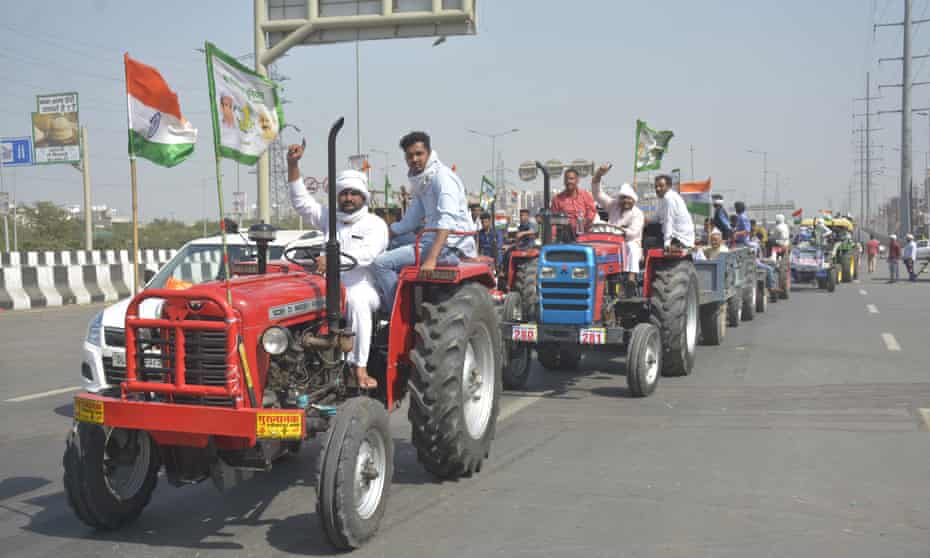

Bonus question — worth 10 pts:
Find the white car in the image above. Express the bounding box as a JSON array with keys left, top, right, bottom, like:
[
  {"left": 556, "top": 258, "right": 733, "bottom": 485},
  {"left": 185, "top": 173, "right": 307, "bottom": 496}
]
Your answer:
[
  {"left": 81, "top": 229, "right": 323, "bottom": 394},
  {"left": 916, "top": 239, "right": 930, "bottom": 261}
]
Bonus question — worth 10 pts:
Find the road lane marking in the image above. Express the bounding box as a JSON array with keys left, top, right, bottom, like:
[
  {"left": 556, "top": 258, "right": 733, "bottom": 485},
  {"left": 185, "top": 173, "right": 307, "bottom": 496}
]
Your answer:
[
  {"left": 867, "top": 304, "right": 879, "bottom": 314},
  {"left": 4, "top": 386, "right": 82, "bottom": 403},
  {"left": 881, "top": 333, "right": 901, "bottom": 352},
  {"left": 499, "top": 392, "right": 553, "bottom": 421},
  {"left": 920, "top": 409, "right": 930, "bottom": 431},
  {"left": 859, "top": 289, "right": 868, "bottom": 295}
]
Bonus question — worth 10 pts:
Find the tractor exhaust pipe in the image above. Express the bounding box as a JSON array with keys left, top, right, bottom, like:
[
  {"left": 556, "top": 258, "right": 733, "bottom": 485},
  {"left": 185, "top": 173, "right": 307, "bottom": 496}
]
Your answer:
[
  {"left": 326, "top": 117, "right": 345, "bottom": 334},
  {"left": 536, "top": 161, "right": 552, "bottom": 245}
]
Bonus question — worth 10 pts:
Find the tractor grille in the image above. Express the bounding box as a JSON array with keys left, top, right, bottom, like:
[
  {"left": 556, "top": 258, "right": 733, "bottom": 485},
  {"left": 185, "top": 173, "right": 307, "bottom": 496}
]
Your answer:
[{"left": 540, "top": 281, "right": 591, "bottom": 313}]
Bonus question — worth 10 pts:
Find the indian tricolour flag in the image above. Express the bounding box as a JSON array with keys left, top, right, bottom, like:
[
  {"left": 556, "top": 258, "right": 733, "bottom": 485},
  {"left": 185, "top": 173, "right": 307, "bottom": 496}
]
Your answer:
[
  {"left": 124, "top": 53, "right": 197, "bottom": 167},
  {"left": 680, "top": 178, "right": 712, "bottom": 218}
]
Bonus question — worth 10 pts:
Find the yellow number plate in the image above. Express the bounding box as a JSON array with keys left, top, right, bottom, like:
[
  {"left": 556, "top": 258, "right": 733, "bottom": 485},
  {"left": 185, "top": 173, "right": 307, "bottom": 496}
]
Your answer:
[
  {"left": 256, "top": 412, "right": 303, "bottom": 440},
  {"left": 74, "top": 398, "right": 104, "bottom": 424}
]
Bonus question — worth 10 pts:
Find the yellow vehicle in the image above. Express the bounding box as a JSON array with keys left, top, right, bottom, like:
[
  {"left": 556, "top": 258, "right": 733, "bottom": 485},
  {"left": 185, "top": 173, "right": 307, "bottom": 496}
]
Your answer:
[{"left": 799, "top": 217, "right": 858, "bottom": 282}]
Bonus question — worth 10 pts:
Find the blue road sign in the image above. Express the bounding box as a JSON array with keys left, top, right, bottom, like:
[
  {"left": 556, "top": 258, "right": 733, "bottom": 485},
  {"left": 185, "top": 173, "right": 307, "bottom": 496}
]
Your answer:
[{"left": 0, "top": 137, "right": 34, "bottom": 167}]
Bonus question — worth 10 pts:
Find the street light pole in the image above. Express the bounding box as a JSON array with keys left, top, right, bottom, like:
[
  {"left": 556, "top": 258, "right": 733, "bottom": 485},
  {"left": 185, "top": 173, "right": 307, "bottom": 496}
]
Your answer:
[{"left": 466, "top": 127, "right": 520, "bottom": 195}]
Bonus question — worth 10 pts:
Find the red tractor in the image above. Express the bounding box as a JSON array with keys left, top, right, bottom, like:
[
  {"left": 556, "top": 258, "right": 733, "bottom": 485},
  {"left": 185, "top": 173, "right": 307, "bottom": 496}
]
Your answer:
[
  {"left": 64, "top": 119, "right": 502, "bottom": 550},
  {"left": 500, "top": 163, "right": 699, "bottom": 397}
]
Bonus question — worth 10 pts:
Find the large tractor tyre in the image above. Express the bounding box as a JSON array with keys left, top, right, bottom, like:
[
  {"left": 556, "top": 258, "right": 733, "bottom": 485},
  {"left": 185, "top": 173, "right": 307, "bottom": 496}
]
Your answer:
[
  {"left": 317, "top": 397, "right": 394, "bottom": 550},
  {"left": 514, "top": 259, "right": 539, "bottom": 323},
  {"left": 63, "top": 423, "right": 160, "bottom": 530},
  {"left": 699, "top": 303, "right": 726, "bottom": 346},
  {"left": 741, "top": 285, "right": 756, "bottom": 321},
  {"left": 826, "top": 268, "right": 837, "bottom": 292},
  {"left": 626, "top": 323, "right": 661, "bottom": 398},
  {"left": 650, "top": 260, "right": 699, "bottom": 378},
  {"left": 501, "top": 292, "right": 531, "bottom": 390},
  {"left": 536, "top": 343, "right": 581, "bottom": 371},
  {"left": 726, "top": 295, "right": 742, "bottom": 327},
  {"left": 408, "top": 283, "right": 502, "bottom": 479},
  {"left": 756, "top": 281, "right": 768, "bottom": 314}
]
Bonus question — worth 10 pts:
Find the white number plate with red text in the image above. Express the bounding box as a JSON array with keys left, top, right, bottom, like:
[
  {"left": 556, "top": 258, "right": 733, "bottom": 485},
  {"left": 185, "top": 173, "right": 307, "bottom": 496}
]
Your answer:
[
  {"left": 511, "top": 325, "right": 538, "bottom": 343},
  {"left": 579, "top": 327, "right": 607, "bottom": 345}
]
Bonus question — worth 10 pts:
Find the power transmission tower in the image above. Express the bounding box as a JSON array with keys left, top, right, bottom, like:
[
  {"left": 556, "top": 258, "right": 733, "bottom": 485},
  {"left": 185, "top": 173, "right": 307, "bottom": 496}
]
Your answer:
[
  {"left": 875, "top": 0, "right": 930, "bottom": 234},
  {"left": 266, "top": 63, "right": 291, "bottom": 224}
]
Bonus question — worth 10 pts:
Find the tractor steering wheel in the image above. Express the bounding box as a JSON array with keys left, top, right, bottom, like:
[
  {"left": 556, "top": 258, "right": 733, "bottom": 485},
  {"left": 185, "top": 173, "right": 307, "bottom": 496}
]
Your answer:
[
  {"left": 283, "top": 246, "right": 358, "bottom": 273},
  {"left": 588, "top": 223, "right": 626, "bottom": 236}
]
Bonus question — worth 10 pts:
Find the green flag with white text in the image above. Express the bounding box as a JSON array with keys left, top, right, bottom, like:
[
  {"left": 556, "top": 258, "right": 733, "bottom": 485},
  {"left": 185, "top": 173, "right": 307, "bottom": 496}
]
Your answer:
[{"left": 634, "top": 119, "right": 673, "bottom": 172}]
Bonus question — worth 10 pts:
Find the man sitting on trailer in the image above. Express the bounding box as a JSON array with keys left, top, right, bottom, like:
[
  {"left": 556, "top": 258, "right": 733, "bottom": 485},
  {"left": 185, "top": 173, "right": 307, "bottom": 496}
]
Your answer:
[
  {"left": 372, "top": 131, "right": 476, "bottom": 312},
  {"left": 654, "top": 174, "right": 695, "bottom": 251},
  {"left": 701, "top": 228, "right": 729, "bottom": 259},
  {"left": 287, "top": 142, "right": 389, "bottom": 390}
]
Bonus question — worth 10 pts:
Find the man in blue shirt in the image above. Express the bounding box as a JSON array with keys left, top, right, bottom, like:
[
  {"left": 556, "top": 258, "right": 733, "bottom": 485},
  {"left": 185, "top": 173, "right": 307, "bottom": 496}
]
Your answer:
[
  {"left": 372, "top": 131, "right": 476, "bottom": 312},
  {"left": 477, "top": 212, "right": 504, "bottom": 264},
  {"left": 712, "top": 194, "right": 732, "bottom": 240},
  {"left": 732, "top": 201, "right": 752, "bottom": 245}
]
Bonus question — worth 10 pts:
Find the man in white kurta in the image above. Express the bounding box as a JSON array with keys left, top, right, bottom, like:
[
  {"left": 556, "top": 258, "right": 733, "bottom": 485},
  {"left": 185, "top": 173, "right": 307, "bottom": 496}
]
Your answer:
[
  {"left": 654, "top": 174, "right": 695, "bottom": 249},
  {"left": 590, "top": 164, "right": 645, "bottom": 277},
  {"left": 287, "top": 143, "right": 389, "bottom": 389}
]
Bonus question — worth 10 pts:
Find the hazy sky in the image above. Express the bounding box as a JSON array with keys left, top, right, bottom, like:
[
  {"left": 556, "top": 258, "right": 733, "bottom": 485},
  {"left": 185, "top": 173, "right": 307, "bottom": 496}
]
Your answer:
[{"left": 0, "top": 0, "right": 923, "bottom": 222}]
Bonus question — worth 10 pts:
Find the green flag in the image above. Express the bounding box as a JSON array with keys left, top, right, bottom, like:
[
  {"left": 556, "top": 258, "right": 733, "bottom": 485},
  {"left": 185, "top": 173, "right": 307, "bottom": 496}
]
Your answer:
[
  {"left": 384, "top": 174, "right": 392, "bottom": 208},
  {"left": 205, "top": 42, "right": 285, "bottom": 165},
  {"left": 480, "top": 176, "right": 496, "bottom": 210},
  {"left": 634, "top": 119, "right": 673, "bottom": 172}
]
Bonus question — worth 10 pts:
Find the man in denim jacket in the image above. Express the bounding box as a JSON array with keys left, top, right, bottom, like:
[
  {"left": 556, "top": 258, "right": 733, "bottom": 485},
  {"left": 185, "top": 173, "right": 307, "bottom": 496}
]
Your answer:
[{"left": 372, "top": 131, "right": 476, "bottom": 312}]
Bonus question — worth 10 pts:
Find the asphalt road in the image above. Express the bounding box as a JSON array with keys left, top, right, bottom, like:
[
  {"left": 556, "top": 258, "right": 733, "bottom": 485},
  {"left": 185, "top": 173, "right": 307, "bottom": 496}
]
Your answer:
[{"left": 0, "top": 268, "right": 928, "bottom": 557}]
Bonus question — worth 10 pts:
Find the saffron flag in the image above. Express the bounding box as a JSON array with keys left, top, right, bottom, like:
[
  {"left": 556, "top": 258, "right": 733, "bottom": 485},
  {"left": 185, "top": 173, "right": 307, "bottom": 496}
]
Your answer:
[
  {"left": 634, "top": 119, "right": 673, "bottom": 172},
  {"left": 205, "top": 42, "right": 284, "bottom": 165},
  {"left": 125, "top": 54, "right": 197, "bottom": 167},
  {"left": 792, "top": 208, "right": 802, "bottom": 224},
  {"left": 680, "top": 179, "right": 712, "bottom": 218}
]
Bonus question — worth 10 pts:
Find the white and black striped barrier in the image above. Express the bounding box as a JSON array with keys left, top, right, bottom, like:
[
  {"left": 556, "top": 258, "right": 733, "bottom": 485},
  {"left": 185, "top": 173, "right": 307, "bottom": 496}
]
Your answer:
[{"left": 0, "top": 250, "right": 177, "bottom": 311}]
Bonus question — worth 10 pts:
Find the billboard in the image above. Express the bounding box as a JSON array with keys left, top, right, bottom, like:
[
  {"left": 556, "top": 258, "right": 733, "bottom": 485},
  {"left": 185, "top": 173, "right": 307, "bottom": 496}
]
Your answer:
[{"left": 33, "top": 92, "right": 80, "bottom": 165}]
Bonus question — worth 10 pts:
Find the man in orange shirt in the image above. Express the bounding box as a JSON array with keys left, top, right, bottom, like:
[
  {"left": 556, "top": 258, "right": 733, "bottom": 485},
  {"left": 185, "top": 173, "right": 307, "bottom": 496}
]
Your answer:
[{"left": 550, "top": 168, "right": 597, "bottom": 233}]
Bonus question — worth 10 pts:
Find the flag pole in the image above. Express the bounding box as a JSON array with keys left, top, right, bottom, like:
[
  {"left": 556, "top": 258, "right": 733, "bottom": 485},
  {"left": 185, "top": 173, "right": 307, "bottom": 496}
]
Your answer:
[
  {"left": 124, "top": 53, "right": 141, "bottom": 294},
  {"left": 632, "top": 119, "right": 641, "bottom": 193},
  {"left": 203, "top": 43, "right": 232, "bottom": 305}
]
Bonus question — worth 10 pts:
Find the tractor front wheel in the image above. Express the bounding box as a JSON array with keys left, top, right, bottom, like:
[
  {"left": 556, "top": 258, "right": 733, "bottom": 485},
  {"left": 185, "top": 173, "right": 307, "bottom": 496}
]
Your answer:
[
  {"left": 63, "top": 423, "right": 160, "bottom": 530},
  {"left": 408, "top": 283, "right": 502, "bottom": 479},
  {"left": 317, "top": 397, "right": 393, "bottom": 550},
  {"left": 827, "top": 269, "right": 837, "bottom": 292},
  {"left": 626, "top": 323, "right": 661, "bottom": 397},
  {"left": 501, "top": 292, "right": 531, "bottom": 390}
]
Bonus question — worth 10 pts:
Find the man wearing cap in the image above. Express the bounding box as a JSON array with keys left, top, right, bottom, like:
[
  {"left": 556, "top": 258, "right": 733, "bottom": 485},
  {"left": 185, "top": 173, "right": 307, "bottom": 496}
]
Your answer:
[
  {"left": 592, "top": 164, "right": 645, "bottom": 286},
  {"left": 887, "top": 234, "right": 901, "bottom": 283},
  {"left": 903, "top": 233, "right": 918, "bottom": 281},
  {"left": 712, "top": 194, "right": 732, "bottom": 241},
  {"left": 287, "top": 142, "right": 389, "bottom": 390}
]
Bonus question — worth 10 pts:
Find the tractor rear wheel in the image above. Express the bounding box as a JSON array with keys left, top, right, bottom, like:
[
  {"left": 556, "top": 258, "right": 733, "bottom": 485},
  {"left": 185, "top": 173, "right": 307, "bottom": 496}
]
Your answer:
[
  {"left": 699, "top": 302, "right": 726, "bottom": 346},
  {"left": 726, "top": 295, "right": 742, "bottom": 327},
  {"left": 650, "top": 259, "right": 699, "bottom": 377},
  {"left": 501, "top": 292, "right": 531, "bottom": 390},
  {"left": 626, "top": 323, "right": 661, "bottom": 398},
  {"left": 317, "top": 397, "right": 393, "bottom": 550},
  {"left": 536, "top": 343, "right": 581, "bottom": 371},
  {"left": 63, "top": 423, "right": 159, "bottom": 530},
  {"left": 408, "top": 283, "right": 501, "bottom": 479},
  {"left": 514, "top": 258, "right": 539, "bottom": 323}
]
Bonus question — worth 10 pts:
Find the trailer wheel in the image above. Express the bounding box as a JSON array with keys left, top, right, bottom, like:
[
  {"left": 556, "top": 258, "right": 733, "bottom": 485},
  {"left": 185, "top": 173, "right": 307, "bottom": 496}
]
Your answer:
[
  {"left": 317, "top": 397, "right": 393, "bottom": 550},
  {"left": 650, "top": 259, "right": 698, "bottom": 377},
  {"left": 536, "top": 343, "right": 581, "bottom": 371},
  {"left": 726, "top": 295, "right": 742, "bottom": 327},
  {"left": 756, "top": 281, "right": 768, "bottom": 314},
  {"left": 741, "top": 284, "right": 756, "bottom": 321},
  {"left": 408, "top": 283, "right": 501, "bottom": 479},
  {"left": 63, "top": 423, "right": 159, "bottom": 530},
  {"left": 501, "top": 292, "right": 531, "bottom": 390},
  {"left": 626, "top": 323, "right": 661, "bottom": 397},
  {"left": 514, "top": 258, "right": 539, "bottom": 323},
  {"left": 699, "top": 302, "right": 725, "bottom": 346}
]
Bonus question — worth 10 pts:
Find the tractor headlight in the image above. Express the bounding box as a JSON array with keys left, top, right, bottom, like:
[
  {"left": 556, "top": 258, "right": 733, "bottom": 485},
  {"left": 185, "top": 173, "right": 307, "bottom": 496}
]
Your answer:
[
  {"left": 86, "top": 311, "right": 103, "bottom": 347},
  {"left": 540, "top": 266, "right": 556, "bottom": 279},
  {"left": 572, "top": 267, "right": 589, "bottom": 280},
  {"left": 261, "top": 326, "right": 290, "bottom": 355}
]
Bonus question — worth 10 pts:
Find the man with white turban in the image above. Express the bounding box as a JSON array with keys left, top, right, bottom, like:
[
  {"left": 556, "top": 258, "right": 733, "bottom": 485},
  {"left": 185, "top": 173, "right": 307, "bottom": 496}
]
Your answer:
[
  {"left": 287, "top": 142, "right": 389, "bottom": 389},
  {"left": 591, "top": 164, "right": 645, "bottom": 286}
]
